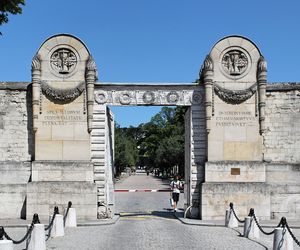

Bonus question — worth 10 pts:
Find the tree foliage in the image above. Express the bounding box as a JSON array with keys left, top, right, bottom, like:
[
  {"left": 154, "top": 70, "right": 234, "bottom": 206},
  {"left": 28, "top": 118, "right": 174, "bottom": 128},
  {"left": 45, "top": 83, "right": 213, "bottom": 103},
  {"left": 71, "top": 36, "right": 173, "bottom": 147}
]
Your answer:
[
  {"left": 114, "top": 107, "right": 187, "bottom": 177},
  {"left": 0, "top": 0, "right": 25, "bottom": 34}
]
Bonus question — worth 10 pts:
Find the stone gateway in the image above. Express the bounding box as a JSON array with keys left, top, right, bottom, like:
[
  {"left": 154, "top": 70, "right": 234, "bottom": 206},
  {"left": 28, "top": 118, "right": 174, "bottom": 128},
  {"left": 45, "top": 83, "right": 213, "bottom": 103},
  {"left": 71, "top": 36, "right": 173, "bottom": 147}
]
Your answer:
[{"left": 0, "top": 34, "right": 299, "bottom": 220}]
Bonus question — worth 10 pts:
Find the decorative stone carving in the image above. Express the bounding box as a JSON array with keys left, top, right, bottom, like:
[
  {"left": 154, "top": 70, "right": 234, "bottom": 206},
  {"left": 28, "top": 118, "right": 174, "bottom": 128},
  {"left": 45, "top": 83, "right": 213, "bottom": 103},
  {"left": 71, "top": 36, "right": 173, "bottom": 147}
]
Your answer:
[
  {"left": 86, "top": 55, "right": 99, "bottom": 81},
  {"left": 167, "top": 91, "right": 179, "bottom": 103},
  {"left": 119, "top": 92, "right": 132, "bottom": 105},
  {"left": 41, "top": 81, "right": 85, "bottom": 103},
  {"left": 258, "top": 56, "right": 267, "bottom": 73},
  {"left": 143, "top": 91, "right": 156, "bottom": 104},
  {"left": 221, "top": 50, "right": 248, "bottom": 76},
  {"left": 50, "top": 48, "right": 77, "bottom": 74},
  {"left": 31, "top": 54, "right": 41, "bottom": 71},
  {"left": 203, "top": 55, "right": 213, "bottom": 72},
  {"left": 95, "top": 91, "right": 108, "bottom": 104},
  {"left": 191, "top": 91, "right": 203, "bottom": 104},
  {"left": 213, "top": 83, "right": 257, "bottom": 104}
]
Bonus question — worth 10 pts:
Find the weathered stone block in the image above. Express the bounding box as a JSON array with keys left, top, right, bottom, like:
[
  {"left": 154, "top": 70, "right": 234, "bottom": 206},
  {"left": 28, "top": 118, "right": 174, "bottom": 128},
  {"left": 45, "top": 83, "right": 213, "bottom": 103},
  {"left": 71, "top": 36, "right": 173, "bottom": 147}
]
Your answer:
[
  {"left": 205, "top": 161, "right": 266, "bottom": 182},
  {"left": 31, "top": 161, "right": 94, "bottom": 182},
  {"left": 0, "top": 184, "right": 27, "bottom": 219},
  {"left": 26, "top": 182, "right": 97, "bottom": 220},
  {"left": 201, "top": 182, "right": 270, "bottom": 220},
  {"left": 0, "top": 162, "right": 31, "bottom": 184}
]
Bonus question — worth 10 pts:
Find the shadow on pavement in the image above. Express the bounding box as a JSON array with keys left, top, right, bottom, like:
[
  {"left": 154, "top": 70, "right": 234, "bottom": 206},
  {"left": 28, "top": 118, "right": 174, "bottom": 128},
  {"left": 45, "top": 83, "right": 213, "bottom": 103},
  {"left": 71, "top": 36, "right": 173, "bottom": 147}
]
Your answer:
[
  {"left": 230, "top": 228, "right": 268, "bottom": 250},
  {"left": 119, "top": 210, "right": 180, "bottom": 220}
]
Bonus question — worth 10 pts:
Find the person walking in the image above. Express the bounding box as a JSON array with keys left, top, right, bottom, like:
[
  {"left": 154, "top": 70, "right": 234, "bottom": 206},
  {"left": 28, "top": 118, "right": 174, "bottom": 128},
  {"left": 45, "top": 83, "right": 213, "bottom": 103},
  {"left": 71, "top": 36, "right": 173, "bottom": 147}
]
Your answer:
[{"left": 170, "top": 175, "right": 182, "bottom": 212}]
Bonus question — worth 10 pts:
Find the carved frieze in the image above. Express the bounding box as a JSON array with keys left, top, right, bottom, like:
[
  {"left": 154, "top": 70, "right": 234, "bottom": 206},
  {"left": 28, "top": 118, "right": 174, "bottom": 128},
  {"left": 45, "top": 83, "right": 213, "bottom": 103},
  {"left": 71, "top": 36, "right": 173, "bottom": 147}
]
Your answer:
[
  {"left": 94, "top": 88, "right": 203, "bottom": 106},
  {"left": 213, "top": 83, "right": 257, "bottom": 105},
  {"left": 41, "top": 81, "right": 85, "bottom": 103}
]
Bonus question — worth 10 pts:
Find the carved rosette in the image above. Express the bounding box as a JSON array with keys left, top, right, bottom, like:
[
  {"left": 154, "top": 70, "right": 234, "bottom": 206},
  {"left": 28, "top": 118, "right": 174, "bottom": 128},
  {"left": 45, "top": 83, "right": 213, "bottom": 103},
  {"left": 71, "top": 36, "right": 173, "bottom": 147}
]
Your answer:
[
  {"left": 143, "top": 91, "right": 156, "bottom": 104},
  {"left": 213, "top": 83, "right": 257, "bottom": 105},
  {"left": 167, "top": 91, "right": 179, "bottom": 103},
  {"left": 191, "top": 91, "right": 203, "bottom": 105},
  {"left": 95, "top": 91, "right": 108, "bottom": 104},
  {"left": 41, "top": 81, "right": 85, "bottom": 103},
  {"left": 119, "top": 92, "right": 132, "bottom": 105}
]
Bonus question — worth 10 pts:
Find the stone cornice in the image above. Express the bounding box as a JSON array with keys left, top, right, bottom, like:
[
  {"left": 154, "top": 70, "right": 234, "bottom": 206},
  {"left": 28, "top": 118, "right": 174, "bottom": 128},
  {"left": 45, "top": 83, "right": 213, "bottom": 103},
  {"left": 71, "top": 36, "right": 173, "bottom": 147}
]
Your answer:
[
  {"left": 0, "top": 82, "right": 31, "bottom": 90},
  {"left": 266, "top": 82, "right": 300, "bottom": 92},
  {"left": 1, "top": 82, "right": 300, "bottom": 92}
]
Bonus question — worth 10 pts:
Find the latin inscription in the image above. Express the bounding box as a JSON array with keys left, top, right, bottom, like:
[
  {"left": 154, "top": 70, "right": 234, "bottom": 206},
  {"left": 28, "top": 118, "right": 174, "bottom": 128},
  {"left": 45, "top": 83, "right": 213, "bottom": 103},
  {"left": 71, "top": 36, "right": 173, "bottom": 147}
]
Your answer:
[
  {"left": 41, "top": 110, "right": 83, "bottom": 126},
  {"left": 215, "top": 111, "right": 256, "bottom": 127}
]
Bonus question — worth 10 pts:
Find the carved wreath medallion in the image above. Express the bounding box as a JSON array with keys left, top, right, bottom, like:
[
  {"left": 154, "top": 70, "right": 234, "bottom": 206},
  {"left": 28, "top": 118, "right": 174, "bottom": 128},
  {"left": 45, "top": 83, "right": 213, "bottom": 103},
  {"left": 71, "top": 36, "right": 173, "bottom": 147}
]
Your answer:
[
  {"left": 167, "top": 91, "right": 179, "bottom": 103},
  {"left": 95, "top": 91, "right": 108, "bottom": 104},
  {"left": 50, "top": 48, "right": 77, "bottom": 75},
  {"left": 119, "top": 92, "right": 132, "bottom": 105},
  {"left": 191, "top": 91, "right": 203, "bottom": 104},
  {"left": 143, "top": 91, "right": 156, "bottom": 104},
  {"left": 221, "top": 50, "right": 248, "bottom": 77}
]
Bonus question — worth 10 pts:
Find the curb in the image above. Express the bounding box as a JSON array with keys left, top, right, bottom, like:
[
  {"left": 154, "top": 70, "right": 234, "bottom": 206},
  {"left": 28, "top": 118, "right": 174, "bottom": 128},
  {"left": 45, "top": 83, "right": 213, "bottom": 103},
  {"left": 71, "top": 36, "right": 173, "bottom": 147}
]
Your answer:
[
  {"left": 0, "top": 215, "right": 120, "bottom": 228},
  {"left": 174, "top": 213, "right": 300, "bottom": 229},
  {"left": 78, "top": 215, "right": 120, "bottom": 227}
]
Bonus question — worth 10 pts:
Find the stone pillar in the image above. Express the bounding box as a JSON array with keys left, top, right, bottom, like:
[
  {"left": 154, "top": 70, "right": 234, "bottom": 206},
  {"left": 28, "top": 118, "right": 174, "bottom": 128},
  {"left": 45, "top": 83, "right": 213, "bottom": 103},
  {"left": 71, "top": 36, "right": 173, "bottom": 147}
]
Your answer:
[
  {"left": 31, "top": 54, "right": 41, "bottom": 132},
  {"left": 257, "top": 56, "right": 267, "bottom": 134},
  {"left": 202, "top": 55, "right": 214, "bottom": 133},
  {"left": 86, "top": 55, "right": 97, "bottom": 133}
]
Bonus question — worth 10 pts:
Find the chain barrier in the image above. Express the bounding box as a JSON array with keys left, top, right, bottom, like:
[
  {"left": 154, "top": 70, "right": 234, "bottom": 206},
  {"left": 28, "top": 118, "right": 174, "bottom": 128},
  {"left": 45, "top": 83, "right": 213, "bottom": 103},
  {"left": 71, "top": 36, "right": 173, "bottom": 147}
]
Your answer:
[
  {"left": 63, "top": 201, "right": 72, "bottom": 226},
  {"left": 0, "top": 213, "right": 40, "bottom": 244},
  {"left": 45, "top": 206, "right": 59, "bottom": 231},
  {"left": 252, "top": 210, "right": 282, "bottom": 235},
  {"left": 230, "top": 202, "right": 300, "bottom": 246},
  {"left": 285, "top": 218, "right": 300, "bottom": 247},
  {"left": 229, "top": 202, "right": 245, "bottom": 223}
]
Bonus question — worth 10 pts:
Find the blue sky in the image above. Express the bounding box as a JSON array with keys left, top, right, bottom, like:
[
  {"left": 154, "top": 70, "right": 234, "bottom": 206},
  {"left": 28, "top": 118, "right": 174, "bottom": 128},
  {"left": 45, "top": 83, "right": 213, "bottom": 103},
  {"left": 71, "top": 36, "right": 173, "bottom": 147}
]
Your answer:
[{"left": 1, "top": 0, "right": 299, "bottom": 127}]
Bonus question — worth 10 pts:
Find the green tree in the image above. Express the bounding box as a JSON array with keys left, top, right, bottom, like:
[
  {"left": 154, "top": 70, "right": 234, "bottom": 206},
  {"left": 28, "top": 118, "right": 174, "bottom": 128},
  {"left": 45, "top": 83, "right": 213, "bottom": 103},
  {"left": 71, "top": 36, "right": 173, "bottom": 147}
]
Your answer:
[
  {"left": 114, "top": 106, "right": 187, "bottom": 178},
  {"left": 114, "top": 124, "right": 139, "bottom": 177},
  {"left": 0, "top": 0, "right": 25, "bottom": 34}
]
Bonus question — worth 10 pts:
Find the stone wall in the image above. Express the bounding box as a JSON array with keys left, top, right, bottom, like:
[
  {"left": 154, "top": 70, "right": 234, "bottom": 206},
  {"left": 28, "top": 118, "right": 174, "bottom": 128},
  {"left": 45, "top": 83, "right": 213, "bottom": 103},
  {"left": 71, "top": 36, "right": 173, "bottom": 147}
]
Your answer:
[
  {"left": 264, "top": 83, "right": 300, "bottom": 163},
  {"left": 266, "top": 163, "right": 300, "bottom": 219},
  {"left": 0, "top": 82, "right": 33, "bottom": 162}
]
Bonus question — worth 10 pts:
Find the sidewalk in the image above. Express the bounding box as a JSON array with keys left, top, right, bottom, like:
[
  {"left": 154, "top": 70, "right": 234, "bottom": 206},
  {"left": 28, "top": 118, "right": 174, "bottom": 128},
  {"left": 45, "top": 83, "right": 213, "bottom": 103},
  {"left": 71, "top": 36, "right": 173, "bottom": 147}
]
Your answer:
[
  {"left": 174, "top": 211, "right": 300, "bottom": 229},
  {"left": 0, "top": 215, "right": 119, "bottom": 228}
]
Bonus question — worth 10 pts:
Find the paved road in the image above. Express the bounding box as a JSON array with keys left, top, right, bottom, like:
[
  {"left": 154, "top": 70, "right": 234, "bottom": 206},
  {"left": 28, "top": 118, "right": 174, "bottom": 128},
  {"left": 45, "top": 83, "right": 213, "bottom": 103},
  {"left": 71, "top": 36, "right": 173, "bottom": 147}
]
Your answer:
[
  {"left": 45, "top": 174, "right": 269, "bottom": 250},
  {"left": 114, "top": 173, "right": 184, "bottom": 213},
  {"left": 6, "top": 174, "right": 296, "bottom": 249}
]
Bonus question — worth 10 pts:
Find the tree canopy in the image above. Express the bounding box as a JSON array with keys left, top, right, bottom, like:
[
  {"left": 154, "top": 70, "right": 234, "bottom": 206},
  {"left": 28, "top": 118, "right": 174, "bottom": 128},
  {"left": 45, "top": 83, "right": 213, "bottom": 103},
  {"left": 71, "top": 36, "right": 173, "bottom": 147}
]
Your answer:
[
  {"left": 0, "top": 0, "right": 25, "bottom": 34},
  {"left": 114, "top": 107, "right": 187, "bottom": 177}
]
